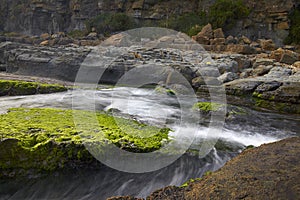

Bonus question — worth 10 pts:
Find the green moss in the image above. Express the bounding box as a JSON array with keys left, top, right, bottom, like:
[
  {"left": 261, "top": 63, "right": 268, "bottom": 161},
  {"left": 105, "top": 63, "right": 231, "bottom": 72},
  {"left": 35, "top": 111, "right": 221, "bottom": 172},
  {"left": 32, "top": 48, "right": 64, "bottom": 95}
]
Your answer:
[
  {"left": 0, "top": 108, "right": 171, "bottom": 176},
  {"left": 252, "top": 92, "right": 263, "bottom": 98},
  {"left": 180, "top": 177, "right": 202, "bottom": 188},
  {"left": 0, "top": 80, "right": 67, "bottom": 96},
  {"left": 193, "top": 102, "right": 223, "bottom": 112}
]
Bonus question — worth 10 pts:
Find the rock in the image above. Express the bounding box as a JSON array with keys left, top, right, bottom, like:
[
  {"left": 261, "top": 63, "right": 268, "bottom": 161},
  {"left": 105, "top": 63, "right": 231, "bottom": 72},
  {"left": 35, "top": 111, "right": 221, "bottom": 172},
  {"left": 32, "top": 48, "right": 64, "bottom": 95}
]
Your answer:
[
  {"left": 225, "top": 35, "right": 237, "bottom": 44},
  {"left": 252, "top": 65, "right": 273, "bottom": 76},
  {"left": 87, "top": 32, "right": 98, "bottom": 39},
  {"left": 226, "top": 44, "right": 257, "bottom": 55},
  {"left": 293, "top": 61, "right": 300, "bottom": 69},
  {"left": 213, "top": 28, "right": 225, "bottom": 39},
  {"left": 197, "top": 23, "right": 213, "bottom": 39},
  {"left": 239, "top": 35, "right": 251, "bottom": 45},
  {"left": 40, "top": 33, "right": 51, "bottom": 40},
  {"left": 193, "top": 35, "right": 210, "bottom": 45},
  {"left": 270, "top": 48, "right": 299, "bottom": 65},
  {"left": 225, "top": 79, "right": 263, "bottom": 96},
  {"left": 192, "top": 76, "right": 205, "bottom": 88},
  {"left": 277, "top": 21, "right": 289, "bottom": 30},
  {"left": 240, "top": 68, "right": 253, "bottom": 78},
  {"left": 254, "top": 81, "right": 282, "bottom": 93},
  {"left": 107, "top": 196, "right": 143, "bottom": 200},
  {"left": 259, "top": 39, "right": 276, "bottom": 51},
  {"left": 182, "top": 137, "right": 300, "bottom": 199},
  {"left": 253, "top": 58, "right": 274, "bottom": 68},
  {"left": 40, "top": 40, "right": 49, "bottom": 46},
  {"left": 217, "top": 72, "right": 239, "bottom": 83},
  {"left": 210, "top": 38, "right": 225, "bottom": 45},
  {"left": 198, "top": 67, "right": 220, "bottom": 77},
  {"left": 265, "top": 66, "right": 292, "bottom": 78},
  {"left": 280, "top": 51, "right": 299, "bottom": 65},
  {"left": 216, "top": 60, "right": 238, "bottom": 74}
]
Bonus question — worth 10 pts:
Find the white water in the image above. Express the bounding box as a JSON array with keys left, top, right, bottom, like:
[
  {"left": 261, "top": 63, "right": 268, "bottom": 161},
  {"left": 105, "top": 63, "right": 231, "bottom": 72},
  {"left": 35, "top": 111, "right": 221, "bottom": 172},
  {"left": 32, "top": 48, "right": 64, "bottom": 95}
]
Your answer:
[{"left": 1, "top": 87, "right": 299, "bottom": 199}]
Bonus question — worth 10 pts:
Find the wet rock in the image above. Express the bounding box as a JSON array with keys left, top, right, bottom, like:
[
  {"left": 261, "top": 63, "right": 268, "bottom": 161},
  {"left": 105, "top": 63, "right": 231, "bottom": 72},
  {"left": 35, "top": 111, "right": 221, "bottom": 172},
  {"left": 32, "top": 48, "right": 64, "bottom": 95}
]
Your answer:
[
  {"left": 217, "top": 72, "right": 239, "bottom": 83},
  {"left": 225, "top": 79, "right": 263, "bottom": 96},
  {"left": 254, "top": 81, "right": 282, "bottom": 93}
]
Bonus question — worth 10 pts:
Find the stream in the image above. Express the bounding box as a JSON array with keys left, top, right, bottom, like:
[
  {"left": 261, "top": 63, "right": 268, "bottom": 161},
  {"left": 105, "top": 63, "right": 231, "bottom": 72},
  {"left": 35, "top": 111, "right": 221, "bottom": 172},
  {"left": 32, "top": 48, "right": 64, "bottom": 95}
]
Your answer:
[{"left": 0, "top": 87, "right": 299, "bottom": 200}]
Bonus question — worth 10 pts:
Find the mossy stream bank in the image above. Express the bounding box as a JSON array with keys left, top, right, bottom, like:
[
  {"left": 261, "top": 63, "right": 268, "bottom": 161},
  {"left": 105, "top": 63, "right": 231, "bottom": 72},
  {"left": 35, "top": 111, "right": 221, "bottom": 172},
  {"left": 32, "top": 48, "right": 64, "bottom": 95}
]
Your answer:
[
  {"left": 0, "top": 80, "right": 67, "bottom": 96},
  {"left": 0, "top": 108, "right": 170, "bottom": 178}
]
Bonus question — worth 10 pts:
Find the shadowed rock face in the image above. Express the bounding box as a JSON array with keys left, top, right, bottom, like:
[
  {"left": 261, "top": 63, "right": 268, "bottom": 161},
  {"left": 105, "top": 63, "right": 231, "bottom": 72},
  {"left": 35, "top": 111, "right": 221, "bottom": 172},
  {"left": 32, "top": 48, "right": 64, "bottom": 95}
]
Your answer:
[
  {"left": 0, "top": 0, "right": 297, "bottom": 45},
  {"left": 109, "top": 137, "right": 300, "bottom": 200}
]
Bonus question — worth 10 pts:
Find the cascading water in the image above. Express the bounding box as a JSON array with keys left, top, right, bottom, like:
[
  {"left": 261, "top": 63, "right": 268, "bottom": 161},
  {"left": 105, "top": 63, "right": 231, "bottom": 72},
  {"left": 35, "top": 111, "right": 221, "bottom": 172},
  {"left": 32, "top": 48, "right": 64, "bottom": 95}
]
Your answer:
[{"left": 0, "top": 87, "right": 299, "bottom": 199}]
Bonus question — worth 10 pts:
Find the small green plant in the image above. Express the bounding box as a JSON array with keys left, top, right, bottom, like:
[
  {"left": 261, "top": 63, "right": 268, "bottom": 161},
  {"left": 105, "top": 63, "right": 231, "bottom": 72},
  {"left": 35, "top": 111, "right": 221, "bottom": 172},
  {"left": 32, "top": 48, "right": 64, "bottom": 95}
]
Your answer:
[{"left": 208, "top": 0, "right": 250, "bottom": 29}]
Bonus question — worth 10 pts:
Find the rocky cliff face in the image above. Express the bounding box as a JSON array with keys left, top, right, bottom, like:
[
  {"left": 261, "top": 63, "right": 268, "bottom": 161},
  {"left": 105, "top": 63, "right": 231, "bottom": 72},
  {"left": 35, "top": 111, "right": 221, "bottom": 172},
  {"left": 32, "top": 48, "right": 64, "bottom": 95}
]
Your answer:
[{"left": 0, "top": 0, "right": 298, "bottom": 45}]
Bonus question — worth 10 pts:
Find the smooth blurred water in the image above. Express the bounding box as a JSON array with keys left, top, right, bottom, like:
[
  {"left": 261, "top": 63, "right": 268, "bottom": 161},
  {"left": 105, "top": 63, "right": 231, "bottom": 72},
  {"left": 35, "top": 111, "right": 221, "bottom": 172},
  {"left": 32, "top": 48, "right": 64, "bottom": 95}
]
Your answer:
[{"left": 0, "top": 87, "right": 299, "bottom": 199}]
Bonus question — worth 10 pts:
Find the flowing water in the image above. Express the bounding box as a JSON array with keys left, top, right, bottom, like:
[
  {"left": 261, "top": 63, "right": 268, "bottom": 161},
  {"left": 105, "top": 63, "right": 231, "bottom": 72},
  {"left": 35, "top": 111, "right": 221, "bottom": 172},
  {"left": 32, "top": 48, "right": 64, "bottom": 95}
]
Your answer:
[{"left": 0, "top": 87, "right": 299, "bottom": 200}]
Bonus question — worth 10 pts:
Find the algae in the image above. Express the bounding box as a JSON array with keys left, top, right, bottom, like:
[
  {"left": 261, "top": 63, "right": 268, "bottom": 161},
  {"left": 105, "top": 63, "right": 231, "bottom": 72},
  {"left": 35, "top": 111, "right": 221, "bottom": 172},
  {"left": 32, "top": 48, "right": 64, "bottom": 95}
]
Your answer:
[
  {"left": 0, "top": 108, "right": 170, "bottom": 176},
  {"left": 0, "top": 80, "right": 67, "bottom": 96},
  {"left": 192, "top": 102, "right": 223, "bottom": 112}
]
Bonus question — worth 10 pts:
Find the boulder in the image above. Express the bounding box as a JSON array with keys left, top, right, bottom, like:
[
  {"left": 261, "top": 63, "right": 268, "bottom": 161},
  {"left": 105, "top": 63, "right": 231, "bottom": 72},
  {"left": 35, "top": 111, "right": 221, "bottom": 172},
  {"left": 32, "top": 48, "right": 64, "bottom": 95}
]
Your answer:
[
  {"left": 217, "top": 72, "right": 239, "bottom": 83},
  {"left": 259, "top": 39, "right": 276, "bottom": 51},
  {"left": 197, "top": 23, "right": 213, "bottom": 40},
  {"left": 213, "top": 28, "right": 225, "bottom": 39},
  {"left": 270, "top": 48, "right": 299, "bottom": 64},
  {"left": 40, "top": 33, "right": 51, "bottom": 40}
]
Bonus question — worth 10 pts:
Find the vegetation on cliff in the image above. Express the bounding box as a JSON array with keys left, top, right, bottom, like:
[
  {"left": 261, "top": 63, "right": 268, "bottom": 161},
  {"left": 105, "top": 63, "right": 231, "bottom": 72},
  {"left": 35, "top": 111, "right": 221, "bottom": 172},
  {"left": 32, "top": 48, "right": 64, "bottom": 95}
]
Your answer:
[{"left": 285, "top": 6, "right": 300, "bottom": 44}]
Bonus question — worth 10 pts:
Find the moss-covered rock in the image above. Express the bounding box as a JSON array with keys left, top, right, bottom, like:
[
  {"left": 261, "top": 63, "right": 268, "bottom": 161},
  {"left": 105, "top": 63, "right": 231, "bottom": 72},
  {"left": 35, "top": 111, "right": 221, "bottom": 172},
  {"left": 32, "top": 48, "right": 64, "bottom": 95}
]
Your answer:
[
  {"left": 0, "top": 108, "right": 170, "bottom": 177},
  {"left": 193, "top": 102, "right": 223, "bottom": 112},
  {"left": 0, "top": 80, "right": 67, "bottom": 96}
]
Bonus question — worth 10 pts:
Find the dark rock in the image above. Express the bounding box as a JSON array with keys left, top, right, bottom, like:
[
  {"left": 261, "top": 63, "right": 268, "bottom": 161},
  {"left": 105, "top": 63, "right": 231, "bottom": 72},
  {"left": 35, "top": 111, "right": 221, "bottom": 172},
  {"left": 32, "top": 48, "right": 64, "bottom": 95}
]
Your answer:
[
  {"left": 225, "top": 79, "right": 263, "bottom": 96},
  {"left": 255, "top": 81, "right": 282, "bottom": 93},
  {"left": 217, "top": 72, "right": 239, "bottom": 83}
]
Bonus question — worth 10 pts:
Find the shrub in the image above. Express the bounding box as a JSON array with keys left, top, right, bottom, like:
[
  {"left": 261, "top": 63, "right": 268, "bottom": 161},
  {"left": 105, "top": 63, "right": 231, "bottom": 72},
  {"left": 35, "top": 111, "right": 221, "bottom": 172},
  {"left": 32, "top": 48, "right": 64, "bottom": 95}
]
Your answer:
[
  {"left": 161, "top": 12, "right": 207, "bottom": 36},
  {"left": 284, "top": 7, "right": 300, "bottom": 45},
  {"left": 208, "top": 0, "right": 250, "bottom": 29},
  {"left": 86, "top": 13, "right": 136, "bottom": 36}
]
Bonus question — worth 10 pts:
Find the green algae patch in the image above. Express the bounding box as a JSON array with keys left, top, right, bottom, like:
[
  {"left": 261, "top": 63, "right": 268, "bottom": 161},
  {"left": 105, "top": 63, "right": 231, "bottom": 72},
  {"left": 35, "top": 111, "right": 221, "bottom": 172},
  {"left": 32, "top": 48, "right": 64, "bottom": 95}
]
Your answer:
[
  {"left": 0, "top": 108, "right": 170, "bottom": 177},
  {"left": 193, "top": 102, "right": 223, "bottom": 112},
  {"left": 0, "top": 80, "right": 67, "bottom": 96}
]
